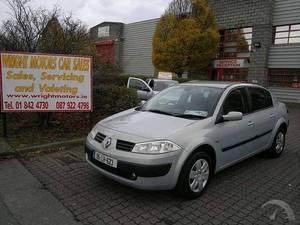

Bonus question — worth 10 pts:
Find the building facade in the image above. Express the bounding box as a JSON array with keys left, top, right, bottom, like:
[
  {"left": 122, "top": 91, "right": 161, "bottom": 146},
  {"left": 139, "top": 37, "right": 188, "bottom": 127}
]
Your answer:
[{"left": 90, "top": 0, "right": 300, "bottom": 102}]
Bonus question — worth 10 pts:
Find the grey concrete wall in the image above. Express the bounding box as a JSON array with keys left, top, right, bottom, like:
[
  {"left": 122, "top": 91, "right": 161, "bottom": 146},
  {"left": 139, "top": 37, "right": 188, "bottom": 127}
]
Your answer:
[
  {"left": 269, "top": 45, "right": 300, "bottom": 68},
  {"left": 269, "top": 44, "right": 300, "bottom": 69},
  {"left": 90, "top": 22, "right": 123, "bottom": 41},
  {"left": 209, "top": 0, "right": 274, "bottom": 29},
  {"left": 248, "top": 24, "right": 274, "bottom": 85},
  {"left": 273, "top": 0, "right": 300, "bottom": 25},
  {"left": 120, "top": 19, "right": 159, "bottom": 77},
  {"left": 209, "top": 0, "right": 274, "bottom": 85},
  {"left": 268, "top": 0, "right": 300, "bottom": 70}
]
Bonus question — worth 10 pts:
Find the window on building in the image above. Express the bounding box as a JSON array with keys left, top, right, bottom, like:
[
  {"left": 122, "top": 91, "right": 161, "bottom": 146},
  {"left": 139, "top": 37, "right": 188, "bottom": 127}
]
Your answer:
[
  {"left": 218, "top": 27, "right": 253, "bottom": 58},
  {"left": 273, "top": 24, "right": 300, "bottom": 44},
  {"left": 268, "top": 69, "right": 300, "bottom": 88},
  {"left": 98, "top": 26, "right": 110, "bottom": 38},
  {"left": 223, "top": 68, "right": 248, "bottom": 82}
]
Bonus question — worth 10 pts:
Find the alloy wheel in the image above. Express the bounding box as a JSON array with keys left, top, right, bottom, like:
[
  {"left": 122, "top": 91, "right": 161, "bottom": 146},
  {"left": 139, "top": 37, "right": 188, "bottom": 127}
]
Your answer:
[
  {"left": 275, "top": 132, "right": 285, "bottom": 154},
  {"left": 189, "top": 159, "right": 210, "bottom": 193}
]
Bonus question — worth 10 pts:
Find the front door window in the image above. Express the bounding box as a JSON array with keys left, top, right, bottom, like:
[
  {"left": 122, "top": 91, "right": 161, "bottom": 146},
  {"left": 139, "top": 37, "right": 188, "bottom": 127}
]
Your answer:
[{"left": 222, "top": 88, "right": 248, "bottom": 115}]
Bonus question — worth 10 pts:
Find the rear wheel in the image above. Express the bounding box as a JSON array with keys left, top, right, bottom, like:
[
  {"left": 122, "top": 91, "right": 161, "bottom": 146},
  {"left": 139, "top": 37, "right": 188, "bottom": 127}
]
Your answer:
[
  {"left": 268, "top": 128, "right": 286, "bottom": 157},
  {"left": 176, "top": 151, "right": 212, "bottom": 199}
]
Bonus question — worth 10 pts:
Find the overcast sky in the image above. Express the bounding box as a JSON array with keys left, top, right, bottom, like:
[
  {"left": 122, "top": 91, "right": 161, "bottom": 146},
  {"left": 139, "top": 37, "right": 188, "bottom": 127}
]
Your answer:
[{"left": 0, "top": 0, "right": 172, "bottom": 28}]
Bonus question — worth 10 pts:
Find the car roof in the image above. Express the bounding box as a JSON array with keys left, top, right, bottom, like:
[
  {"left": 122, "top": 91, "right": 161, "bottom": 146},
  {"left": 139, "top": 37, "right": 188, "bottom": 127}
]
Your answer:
[{"left": 180, "top": 81, "right": 263, "bottom": 89}]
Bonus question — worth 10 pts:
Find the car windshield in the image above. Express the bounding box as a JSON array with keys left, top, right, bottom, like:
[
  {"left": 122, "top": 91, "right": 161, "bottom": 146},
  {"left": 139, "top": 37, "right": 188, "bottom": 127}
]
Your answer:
[{"left": 139, "top": 85, "right": 224, "bottom": 119}]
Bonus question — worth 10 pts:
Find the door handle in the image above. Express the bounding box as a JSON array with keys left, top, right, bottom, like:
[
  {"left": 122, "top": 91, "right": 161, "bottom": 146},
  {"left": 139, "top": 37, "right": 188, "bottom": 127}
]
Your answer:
[
  {"left": 270, "top": 114, "right": 275, "bottom": 118},
  {"left": 248, "top": 121, "right": 255, "bottom": 126}
]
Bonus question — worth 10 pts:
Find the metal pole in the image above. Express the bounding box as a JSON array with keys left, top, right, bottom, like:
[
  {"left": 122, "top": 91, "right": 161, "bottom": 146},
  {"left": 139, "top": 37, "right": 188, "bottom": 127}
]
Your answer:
[
  {"left": 2, "top": 113, "right": 7, "bottom": 138},
  {"left": 89, "top": 112, "right": 93, "bottom": 130}
]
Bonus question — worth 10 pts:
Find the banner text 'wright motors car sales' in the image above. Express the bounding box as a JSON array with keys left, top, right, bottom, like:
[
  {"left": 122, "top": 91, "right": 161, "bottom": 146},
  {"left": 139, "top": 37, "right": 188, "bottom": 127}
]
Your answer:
[{"left": 0, "top": 52, "right": 92, "bottom": 112}]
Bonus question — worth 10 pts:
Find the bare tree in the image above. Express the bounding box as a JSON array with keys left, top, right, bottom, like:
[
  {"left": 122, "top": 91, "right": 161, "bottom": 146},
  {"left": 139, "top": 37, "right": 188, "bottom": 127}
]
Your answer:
[
  {"left": 166, "top": 0, "right": 193, "bottom": 19},
  {"left": 0, "top": 0, "right": 109, "bottom": 75},
  {"left": 63, "top": 15, "right": 91, "bottom": 54},
  {"left": 0, "top": 0, "right": 59, "bottom": 52}
]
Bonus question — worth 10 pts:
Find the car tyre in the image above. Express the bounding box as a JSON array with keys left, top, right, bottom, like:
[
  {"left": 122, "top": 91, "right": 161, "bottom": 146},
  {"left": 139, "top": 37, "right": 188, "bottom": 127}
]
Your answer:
[
  {"left": 267, "top": 128, "right": 286, "bottom": 158},
  {"left": 176, "top": 151, "right": 212, "bottom": 199}
]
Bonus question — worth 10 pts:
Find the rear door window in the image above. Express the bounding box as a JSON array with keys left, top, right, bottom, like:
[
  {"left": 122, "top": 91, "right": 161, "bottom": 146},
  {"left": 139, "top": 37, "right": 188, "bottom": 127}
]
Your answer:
[
  {"left": 248, "top": 87, "right": 273, "bottom": 112},
  {"left": 264, "top": 89, "right": 273, "bottom": 108}
]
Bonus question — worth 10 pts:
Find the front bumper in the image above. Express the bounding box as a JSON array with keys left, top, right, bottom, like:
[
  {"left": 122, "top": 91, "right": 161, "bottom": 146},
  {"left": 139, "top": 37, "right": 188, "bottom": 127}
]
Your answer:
[
  {"left": 85, "top": 142, "right": 181, "bottom": 190},
  {"left": 85, "top": 146, "right": 171, "bottom": 179}
]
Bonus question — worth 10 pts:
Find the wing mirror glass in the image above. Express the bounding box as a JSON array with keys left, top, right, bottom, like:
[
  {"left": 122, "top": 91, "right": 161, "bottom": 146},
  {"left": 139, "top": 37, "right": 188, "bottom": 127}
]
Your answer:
[
  {"left": 142, "top": 87, "right": 151, "bottom": 92},
  {"left": 222, "top": 111, "right": 243, "bottom": 121}
]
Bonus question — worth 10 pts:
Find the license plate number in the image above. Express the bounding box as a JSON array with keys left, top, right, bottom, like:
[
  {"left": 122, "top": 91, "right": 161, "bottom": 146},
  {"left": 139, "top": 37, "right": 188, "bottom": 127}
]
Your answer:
[{"left": 94, "top": 152, "right": 118, "bottom": 168}]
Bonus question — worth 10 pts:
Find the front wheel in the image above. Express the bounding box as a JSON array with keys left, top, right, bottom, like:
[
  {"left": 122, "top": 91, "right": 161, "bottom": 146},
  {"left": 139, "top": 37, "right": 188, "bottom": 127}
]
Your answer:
[
  {"left": 267, "top": 128, "right": 286, "bottom": 157},
  {"left": 176, "top": 152, "right": 212, "bottom": 199}
]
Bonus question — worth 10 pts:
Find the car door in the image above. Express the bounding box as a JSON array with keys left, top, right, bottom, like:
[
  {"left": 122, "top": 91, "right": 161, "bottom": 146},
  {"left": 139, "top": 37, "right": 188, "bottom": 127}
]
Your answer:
[
  {"left": 247, "top": 87, "right": 276, "bottom": 151},
  {"left": 216, "top": 87, "right": 256, "bottom": 167},
  {"left": 127, "top": 77, "right": 153, "bottom": 100}
]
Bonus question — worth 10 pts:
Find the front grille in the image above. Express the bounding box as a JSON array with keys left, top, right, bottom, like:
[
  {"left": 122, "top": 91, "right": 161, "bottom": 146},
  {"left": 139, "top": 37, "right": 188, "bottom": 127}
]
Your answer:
[
  {"left": 95, "top": 132, "right": 106, "bottom": 143},
  {"left": 116, "top": 140, "right": 135, "bottom": 152}
]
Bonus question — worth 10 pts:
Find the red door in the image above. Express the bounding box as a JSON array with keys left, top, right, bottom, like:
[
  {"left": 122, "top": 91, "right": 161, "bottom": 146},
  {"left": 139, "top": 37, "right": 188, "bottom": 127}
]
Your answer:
[
  {"left": 96, "top": 40, "right": 115, "bottom": 64},
  {"left": 208, "top": 69, "right": 224, "bottom": 81}
]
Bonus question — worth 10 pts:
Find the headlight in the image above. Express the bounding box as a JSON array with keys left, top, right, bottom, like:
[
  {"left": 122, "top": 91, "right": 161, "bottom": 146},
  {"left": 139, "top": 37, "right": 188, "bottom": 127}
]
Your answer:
[
  {"left": 89, "top": 126, "right": 98, "bottom": 139},
  {"left": 132, "top": 141, "right": 181, "bottom": 154}
]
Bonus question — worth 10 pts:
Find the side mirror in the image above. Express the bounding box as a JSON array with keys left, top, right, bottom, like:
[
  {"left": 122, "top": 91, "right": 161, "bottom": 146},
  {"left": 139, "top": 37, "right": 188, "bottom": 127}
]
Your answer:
[
  {"left": 222, "top": 112, "right": 243, "bottom": 121},
  {"left": 142, "top": 87, "right": 151, "bottom": 92}
]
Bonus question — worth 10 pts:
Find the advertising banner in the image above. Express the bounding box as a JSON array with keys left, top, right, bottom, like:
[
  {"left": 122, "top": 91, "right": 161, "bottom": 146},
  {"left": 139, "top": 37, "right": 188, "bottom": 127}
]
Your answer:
[
  {"left": 214, "top": 59, "right": 248, "bottom": 69},
  {"left": 0, "top": 52, "right": 92, "bottom": 112}
]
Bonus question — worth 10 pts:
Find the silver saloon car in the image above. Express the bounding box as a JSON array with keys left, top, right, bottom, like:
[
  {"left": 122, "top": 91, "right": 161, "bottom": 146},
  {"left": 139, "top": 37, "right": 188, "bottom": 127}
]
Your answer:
[{"left": 86, "top": 82, "right": 289, "bottom": 198}]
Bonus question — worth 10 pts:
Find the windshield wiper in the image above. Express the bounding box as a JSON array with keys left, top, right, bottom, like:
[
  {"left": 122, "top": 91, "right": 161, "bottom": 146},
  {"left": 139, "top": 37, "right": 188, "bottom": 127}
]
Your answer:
[
  {"left": 175, "top": 114, "right": 207, "bottom": 119},
  {"left": 145, "top": 109, "right": 175, "bottom": 116},
  {"left": 135, "top": 106, "right": 142, "bottom": 111}
]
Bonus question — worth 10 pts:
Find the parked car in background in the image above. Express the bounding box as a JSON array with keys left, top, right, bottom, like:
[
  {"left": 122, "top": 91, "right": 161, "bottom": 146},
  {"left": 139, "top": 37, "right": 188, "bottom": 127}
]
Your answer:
[
  {"left": 127, "top": 77, "right": 179, "bottom": 100},
  {"left": 86, "top": 82, "right": 288, "bottom": 198}
]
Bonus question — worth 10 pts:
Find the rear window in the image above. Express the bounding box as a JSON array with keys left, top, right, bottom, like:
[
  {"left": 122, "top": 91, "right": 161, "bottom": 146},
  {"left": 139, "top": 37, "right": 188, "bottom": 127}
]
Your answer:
[
  {"left": 153, "top": 80, "right": 178, "bottom": 92},
  {"left": 248, "top": 88, "right": 273, "bottom": 111},
  {"left": 264, "top": 89, "right": 273, "bottom": 108}
]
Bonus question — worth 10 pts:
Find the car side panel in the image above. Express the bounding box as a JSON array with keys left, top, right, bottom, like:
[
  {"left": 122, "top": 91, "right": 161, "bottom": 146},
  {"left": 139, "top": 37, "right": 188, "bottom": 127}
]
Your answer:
[
  {"left": 266, "top": 104, "right": 289, "bottom": 149},
  {"left": 172, "top": 135, "right": 220, "bottom": 187},
  {"left": 247, "top": 107, "right": 276, "bottom": 152},
  {"left": 215, "top": 116, "right": 256, "bottom": 167}
]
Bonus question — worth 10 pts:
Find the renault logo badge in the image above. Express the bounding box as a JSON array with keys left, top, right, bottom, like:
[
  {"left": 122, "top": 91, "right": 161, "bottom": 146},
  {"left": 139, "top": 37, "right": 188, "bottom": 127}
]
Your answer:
[{"left": 104, "top": 137, "right": 112, "bottom": 149}]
